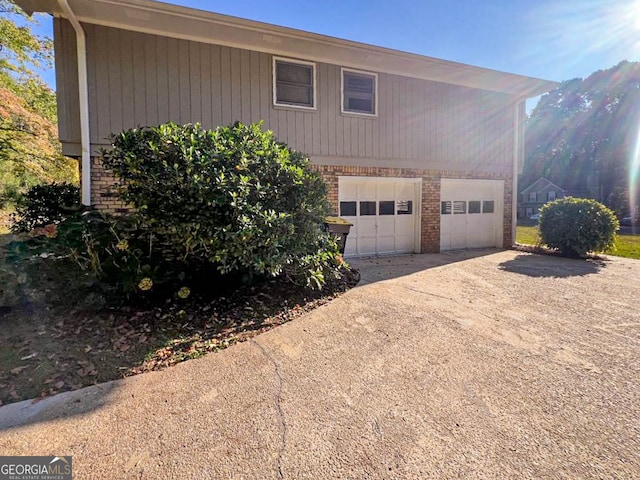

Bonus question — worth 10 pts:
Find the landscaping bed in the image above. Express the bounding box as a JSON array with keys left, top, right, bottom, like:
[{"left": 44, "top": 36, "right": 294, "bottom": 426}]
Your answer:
[{"left": 0, "top": 239, "right": 359, "bottom": 406}]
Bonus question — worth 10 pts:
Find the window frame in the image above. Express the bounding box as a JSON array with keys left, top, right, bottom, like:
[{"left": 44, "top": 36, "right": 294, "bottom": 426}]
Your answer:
[
  {"left": 273, "top": 56, "right": 317, "bottom": 110},
  {"left": 547, "top": 191, "right": 556, "bottom": 201},
  {"left": 528, "top": 192, "right": 537, "bottom": 202},
  {"left": 341, "top": 67, "right": 378, "bottom": 117}
]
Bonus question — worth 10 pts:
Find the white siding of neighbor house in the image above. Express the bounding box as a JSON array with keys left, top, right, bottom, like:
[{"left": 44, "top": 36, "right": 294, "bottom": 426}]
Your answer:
[{"left": 54, "top": 19, "right": 517, "bottom": 173}]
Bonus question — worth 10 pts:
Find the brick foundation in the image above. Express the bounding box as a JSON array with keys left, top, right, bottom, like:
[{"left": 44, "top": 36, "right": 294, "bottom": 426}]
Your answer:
[
  {"left": 87, "top": 157, "right": 513, "bottom": 251},
  {"left": 89, "top": 157, "right": 130, "bottom": 214}
]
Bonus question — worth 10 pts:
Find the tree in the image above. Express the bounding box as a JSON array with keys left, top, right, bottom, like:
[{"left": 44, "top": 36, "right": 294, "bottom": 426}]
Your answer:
[
  {"left": 523, "top": 61, "right": 640, "bottom": 216},
  {"left": 0, "top": 0, "right": 77, "bottom": 207}
]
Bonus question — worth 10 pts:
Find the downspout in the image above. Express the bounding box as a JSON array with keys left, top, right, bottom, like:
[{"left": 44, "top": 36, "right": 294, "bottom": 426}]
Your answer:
[
  {"left": 58, "top": 0, "right": 91, "bottom": 206},
  {"left": 512, "top": 99, "right": 525, "bottom": 246}
]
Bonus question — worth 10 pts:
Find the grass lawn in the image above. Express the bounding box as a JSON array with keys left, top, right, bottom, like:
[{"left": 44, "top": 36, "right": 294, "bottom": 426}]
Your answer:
[{"left": 516, "top": 225, "right": 640, "bottom": 260}]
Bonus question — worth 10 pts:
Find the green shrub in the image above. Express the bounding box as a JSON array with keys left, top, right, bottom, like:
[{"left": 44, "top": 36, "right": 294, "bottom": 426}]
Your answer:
[
  {"left": 101, "top": 121, "right": 344, "bottom": 290},
  {"left": 10, "top": 182, "right": 80, "bottom": 233},
  {"left": 539, "top": 197, "right": 619, "bottom": 257}
]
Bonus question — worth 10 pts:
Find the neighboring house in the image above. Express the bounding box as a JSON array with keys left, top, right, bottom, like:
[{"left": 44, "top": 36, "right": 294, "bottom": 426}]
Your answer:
[
  {"left": 17, "top": 0, "right": 557, "bottom": 256},
  {"left": 518, "top": 178, "right": 566, "bottom": 218}
]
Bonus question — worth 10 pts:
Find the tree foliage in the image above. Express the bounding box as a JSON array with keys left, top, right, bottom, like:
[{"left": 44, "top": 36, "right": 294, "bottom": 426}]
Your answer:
[
  {"left": 524, "top": 61, "right": 640, "bottom": 216},
  {"left": 0, "top": 1, "right": 76, "bottom": 207}
]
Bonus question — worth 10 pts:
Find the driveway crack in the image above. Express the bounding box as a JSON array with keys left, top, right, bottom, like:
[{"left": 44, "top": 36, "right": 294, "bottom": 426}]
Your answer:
[{"left": 251, "top": 339, "right": 287, "bottom": 480}]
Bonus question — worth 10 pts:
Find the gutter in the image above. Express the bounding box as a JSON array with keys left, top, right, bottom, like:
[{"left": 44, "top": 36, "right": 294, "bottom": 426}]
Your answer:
[{"left": 58, "top": 0, "right": 91, "bottom": 206}]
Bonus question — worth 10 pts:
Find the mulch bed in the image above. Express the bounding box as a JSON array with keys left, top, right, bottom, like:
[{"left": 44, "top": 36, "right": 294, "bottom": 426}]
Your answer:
[{"left": 0, "top": 268, "right": 360, "bottom": 406}]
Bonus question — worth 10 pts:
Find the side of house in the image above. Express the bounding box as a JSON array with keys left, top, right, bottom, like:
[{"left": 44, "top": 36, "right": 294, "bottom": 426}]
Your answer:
[{"left": 18, "top": 0, "right": 557, "bottom": 256}]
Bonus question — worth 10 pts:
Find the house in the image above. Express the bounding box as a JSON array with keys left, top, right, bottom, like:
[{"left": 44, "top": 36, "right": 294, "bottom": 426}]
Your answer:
[
  {"left": 518, "top": 178, "right": 566, "bottom": 218},
  {"left": 16, "top": 0, "right": 557, "bottom": 256}
]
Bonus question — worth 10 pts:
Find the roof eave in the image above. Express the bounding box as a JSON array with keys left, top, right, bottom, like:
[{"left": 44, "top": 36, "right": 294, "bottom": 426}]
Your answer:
[{"left": 14, "top": 0, "right": 559, "bottom": 97}]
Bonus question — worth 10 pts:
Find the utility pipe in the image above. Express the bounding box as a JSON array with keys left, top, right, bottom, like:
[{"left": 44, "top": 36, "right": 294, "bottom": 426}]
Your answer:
[{"left": 58, "top": 0, "right": 91, "bottom": 206}]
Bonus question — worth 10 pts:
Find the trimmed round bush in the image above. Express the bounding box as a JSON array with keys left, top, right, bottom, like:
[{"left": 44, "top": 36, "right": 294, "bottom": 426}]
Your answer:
[
  {"left": 538, "top": 197, "right": 619, "bottom": 257},
  {"left": 101, "top": 121, "right": 343, "bottom": 289},
  {"left": 10, "top": 182, "right": 80, "bottom": 233}
]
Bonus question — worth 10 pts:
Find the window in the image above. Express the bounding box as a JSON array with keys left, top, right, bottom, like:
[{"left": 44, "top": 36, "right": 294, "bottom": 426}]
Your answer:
[
  {"left": 525, "top": 207, "right": 533, "bottom": 217},
  {"left": 340, "top": 201, "right": 356, "bottom": 216},
  {"left": 342, "top": 68, "right": 377, "bottom": 115},
  {"left": 379, "top": 201, "right": 395, "bottom": 215},
  {"left": 397, "top": 200, "right": 413, "bottom": 215},
  {"left": 441, "top": 201, "right": 452, "bottom": 214},
  {"left": 453, "top": 201, "right": 466, "bottom": 214},
  {"left": 547, "top": 191, "right": 556, "bottom": 201},
  {"left": 273, "top": 58, "right": 315, "bottom": 109},
  {"left": 483, "top": 201, "right": 495, "bottom": 214},
  {"left": 529, "top": 192, "right": 537, "bottom": 202},
  {"left": 359, "top": 201, "right": 376, "bottom": 215},
  {"left": 469, "top": 201, "right": 481, "bottom": 214}
]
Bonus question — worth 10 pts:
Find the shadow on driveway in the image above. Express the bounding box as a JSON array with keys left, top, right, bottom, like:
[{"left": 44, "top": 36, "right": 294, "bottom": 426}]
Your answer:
[
  {"left": 498, "top": 253, "right": 606, "bottom": 278},
  {"left": 350, "top": 248, "right": 502, "bottom": 285}
]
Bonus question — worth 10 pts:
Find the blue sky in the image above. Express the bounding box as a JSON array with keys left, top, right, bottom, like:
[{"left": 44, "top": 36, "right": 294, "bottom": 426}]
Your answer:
[{"left": 25, "top": 0, "right": 640, "bottom": 105}]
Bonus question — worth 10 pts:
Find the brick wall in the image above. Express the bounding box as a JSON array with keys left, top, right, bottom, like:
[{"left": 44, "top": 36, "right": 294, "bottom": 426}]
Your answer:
[
  {"left": 89, "top": 157, "right": 130, "bottom": 214},
  {"left": 312, "top": 165, "right": 512, "bottom": 253},
  {"left": 87, "top": 157, "right": 513, "bottom": 251}
]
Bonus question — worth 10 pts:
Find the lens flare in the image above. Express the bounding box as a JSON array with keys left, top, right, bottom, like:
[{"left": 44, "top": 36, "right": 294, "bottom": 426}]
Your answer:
[{"left": 631, "top": 122, "right": 640, "bottom": 226}]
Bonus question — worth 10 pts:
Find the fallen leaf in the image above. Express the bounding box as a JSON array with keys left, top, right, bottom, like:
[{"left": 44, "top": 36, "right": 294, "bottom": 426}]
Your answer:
[
  {"left": 21, "top": 353, "right": 37, "bottom": 360},
  {"left": 84, "top": 346, "right": 92, "bottom": 353},
  {"left": 54, "top": 380, "right": 64, "bottom": 389},
  {"left": 10, "top": 366, "right": 28, "bottom": 375},
  {"left": 138, "top": 335, "right": 148, "bottom": 343}
]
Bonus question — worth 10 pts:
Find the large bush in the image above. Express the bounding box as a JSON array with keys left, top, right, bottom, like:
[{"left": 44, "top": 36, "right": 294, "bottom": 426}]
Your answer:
[
  {"left": 538, "top": 197, "right": 619, "bottom": 257},
  {"left": 10, "top": 182, "right": 80, "bottom": 233},
  {"left": 101, "top": 122, "right": 343, "bottom": 289}
]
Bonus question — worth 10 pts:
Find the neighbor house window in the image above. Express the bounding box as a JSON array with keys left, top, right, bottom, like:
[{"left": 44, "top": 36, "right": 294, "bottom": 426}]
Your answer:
[
  {"left": 547, "top": 191, "right": 556, "bottom": 201},
  {"left": 529, "top": 192, "right": 537, "bottom": 202},
  {"left": 342, "top": 68, "right": 377, "bottom": 115},
  {"left": 273, "top": 57, "right": 315, "bottom": 109}
]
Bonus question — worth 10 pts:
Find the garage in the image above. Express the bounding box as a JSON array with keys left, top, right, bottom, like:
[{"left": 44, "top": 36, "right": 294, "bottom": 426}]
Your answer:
[
  {"left": 338, "top": 177, "right": 421, "bottom": 257},
  {"left": 440, "top": 179, "right": 504, "bottom": 250}
]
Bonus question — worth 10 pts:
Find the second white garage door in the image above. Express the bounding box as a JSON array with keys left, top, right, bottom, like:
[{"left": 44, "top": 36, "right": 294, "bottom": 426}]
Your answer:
[
  {"left": 338, "top": 177, "right": 421, "bottom": 257},
  {"left": 440, "top": 179, "right": 504, "bottom": 250}
]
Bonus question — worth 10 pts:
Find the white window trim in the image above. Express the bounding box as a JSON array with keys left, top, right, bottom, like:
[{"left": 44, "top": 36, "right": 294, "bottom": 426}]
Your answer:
[
  {"left": 341, "top": 67, "right": 378, "bottom": 117},
  {"left": 272, "top": 56, "right": 317, "bottom": 111}
]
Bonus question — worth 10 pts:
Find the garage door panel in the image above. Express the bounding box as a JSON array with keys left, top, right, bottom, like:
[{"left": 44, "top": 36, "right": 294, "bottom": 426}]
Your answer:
[
  {"left": 359, "top": 236, "right": 377, "bottom": 255},
  {"left": 440, "top": 179, "right": 504, "bottom": 251},
  {"left": 339, "top": 177, "right": 419, "bottom": 257},
  {"left": 377, "top": 182, "right": 395, "bottom": 199},
  {"left": 358, "top": 217, "right": 377, "bottom": 237},
  {"left": 395, "top": 235, "right": 414, "bottom": 252}
]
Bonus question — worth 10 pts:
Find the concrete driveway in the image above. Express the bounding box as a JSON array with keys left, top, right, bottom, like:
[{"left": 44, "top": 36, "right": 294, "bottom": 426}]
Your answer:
[{"left": 1, "top": 250, "right": 639, "bottom": 479}]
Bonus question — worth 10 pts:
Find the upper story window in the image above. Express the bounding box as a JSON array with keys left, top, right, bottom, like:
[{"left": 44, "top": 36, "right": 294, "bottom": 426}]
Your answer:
[
  {"left": 273, "top": 57, "right": 316, "bottom": 109},
  {"left": 529, "top": 192, "right": 537, "bottom": 202},
  {"left": 547, "top": 191, "right": 556, "bottom": 201},
  {"left": 342, "top": 68, "right": 377, "bottom": 116}
]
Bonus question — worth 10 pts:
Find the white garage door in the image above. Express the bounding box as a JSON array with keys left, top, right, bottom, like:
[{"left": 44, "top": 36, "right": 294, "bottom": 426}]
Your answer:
[
  {"left": 339, "top": 177, "right": 421, "bottom": 257},
  {"left": 440, "top": 179, "right": 504, "bottom": 251}
]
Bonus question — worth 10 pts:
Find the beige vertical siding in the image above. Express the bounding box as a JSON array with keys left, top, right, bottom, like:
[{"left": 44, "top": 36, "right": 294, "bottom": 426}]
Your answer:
[{"left": 55, "top": 20, "right": 516, "bottom": 173}]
